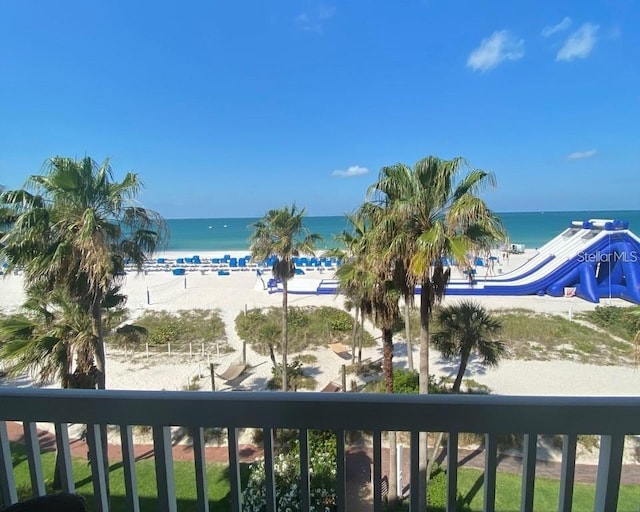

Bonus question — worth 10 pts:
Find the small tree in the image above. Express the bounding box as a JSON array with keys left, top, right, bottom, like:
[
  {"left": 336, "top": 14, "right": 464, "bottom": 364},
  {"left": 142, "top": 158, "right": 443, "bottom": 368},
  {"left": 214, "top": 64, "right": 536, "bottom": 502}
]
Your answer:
[
  {"left": 250, "top": 204, "right": 321, "bottom": 391},
  {"left": 432, "top": 300, "right": 505, "bottom": 393}
]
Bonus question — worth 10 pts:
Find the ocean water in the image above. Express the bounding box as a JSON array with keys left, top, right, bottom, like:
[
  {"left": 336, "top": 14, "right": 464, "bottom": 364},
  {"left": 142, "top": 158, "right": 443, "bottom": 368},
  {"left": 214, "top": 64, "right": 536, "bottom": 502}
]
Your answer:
[{"left": 165, "top": 211, "right": 640, "bottom": 252}]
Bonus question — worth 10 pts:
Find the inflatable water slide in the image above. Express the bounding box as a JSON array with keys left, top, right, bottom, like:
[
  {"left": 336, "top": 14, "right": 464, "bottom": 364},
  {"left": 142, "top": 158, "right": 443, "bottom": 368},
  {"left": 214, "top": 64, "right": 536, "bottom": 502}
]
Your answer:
[{"left": 282, "top": 219, "right": 640, "bottom": 304}]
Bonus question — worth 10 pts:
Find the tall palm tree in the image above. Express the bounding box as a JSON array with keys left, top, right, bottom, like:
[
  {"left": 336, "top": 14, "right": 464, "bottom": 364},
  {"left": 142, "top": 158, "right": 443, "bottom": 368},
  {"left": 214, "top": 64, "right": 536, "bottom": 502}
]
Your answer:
[
  {"left": 0, "top": 156, "right": 167, "bottom": 389},
  {"left": 367, "top": 156, "right": 506, "bottom": 507},
  {"left": 328, "top": 213, "right": 372, "bottom": 365},
  {"left": 335, "top": 208, "right": 404, "bottom": 504},
  {"left": 432, "top": 300, "right": 505, "bottom": 392},
  {"left": 250, "top": 204, "right": 321, "bottom": 391}
]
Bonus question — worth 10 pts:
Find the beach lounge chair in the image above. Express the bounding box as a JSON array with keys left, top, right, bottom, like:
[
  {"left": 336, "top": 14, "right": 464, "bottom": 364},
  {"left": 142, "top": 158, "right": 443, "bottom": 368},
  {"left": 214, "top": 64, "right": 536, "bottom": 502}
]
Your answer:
[
  {"left": 328, "top": 342, "right": 351, "bottom": 360},
  {"left": 321, "top": 381, "right": 342, "bottom": 392}
]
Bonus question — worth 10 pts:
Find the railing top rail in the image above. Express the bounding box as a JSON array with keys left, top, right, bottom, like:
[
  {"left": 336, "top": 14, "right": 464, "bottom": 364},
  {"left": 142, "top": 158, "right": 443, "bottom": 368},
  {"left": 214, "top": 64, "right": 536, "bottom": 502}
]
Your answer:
[{"left": 1, "top": 388, "right": 640, "bottom": 434}]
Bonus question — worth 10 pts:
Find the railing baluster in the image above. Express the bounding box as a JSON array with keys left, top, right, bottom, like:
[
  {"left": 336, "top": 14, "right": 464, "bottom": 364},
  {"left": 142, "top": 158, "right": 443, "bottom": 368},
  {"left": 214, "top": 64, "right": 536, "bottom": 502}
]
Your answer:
[
  {"left": 23, "top": 421, "right": 45, "bottom": 497},
  {"left": 120, "top": 424, "right": 140, "bottom": 512},
  {"left": 447, "top": 432, "right": 458, "bottom": 512},
  {"left": 299, "top": 429, "right": 310, "bottom": 511},
  {"left": 520, "top": 433, "right": 537, "bottom": 512},
  {"left": 152, "top": 425, "right": 177, "bottom": 512},
  {"left": 409, "top": 430, "right": 420, "bottom": 512},
  {"left": 0, "top": 421, "right": 18, "bottom": 506},
  {"left": 192, "top": 427, "right": 209, "bottom": 512},
  {"left": 263, "top": 428, "right": 276, "bottom": 512},
  {"left": 86, "top": 423, "right": 109, "bottom": 512},
  {"left": 336, "top": 429, "right": 346, "bottom": 511},
  {"left": 558, "top": 433, "right": 577, "bottom": 512},
  {"left": 227, "top": 427, "right": 242, "bottom": 512},
  {"left": 484, "top": 433, "right": 498, "bottom": 512},
  {"left": 54, "top": 423, "right": 75, "bottom": 493},
  {"left": 594, "top": 434, "right": 625, "bottom": 512},
  {"left": 373, "top": 430, "right": 383, "bottom": 512}
]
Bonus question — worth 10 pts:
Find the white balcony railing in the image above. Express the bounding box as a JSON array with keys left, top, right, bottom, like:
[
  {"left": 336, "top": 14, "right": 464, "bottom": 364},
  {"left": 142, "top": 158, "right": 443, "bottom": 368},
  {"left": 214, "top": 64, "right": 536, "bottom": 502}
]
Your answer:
[{"left": 1, "top": 388, "right": 639, "bottom": 511}]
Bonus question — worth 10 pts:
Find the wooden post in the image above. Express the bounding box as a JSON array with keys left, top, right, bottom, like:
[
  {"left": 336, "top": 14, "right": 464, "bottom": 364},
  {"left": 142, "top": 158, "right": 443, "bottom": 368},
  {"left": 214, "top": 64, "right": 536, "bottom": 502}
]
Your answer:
[
  {"left": 168, "top": 342, "right": 171, "bottom": 356},
  {"left": 189, "top": 343, "right": 192, "bottom": 357},
  {"left": 201, "top": 342, "right": 205, "bottom": 356},
  {"left": 242, "top": 341, "right": 247, "bottom": 365},
  {"left": 146, "top": 343, "right": 149, "bottom": 358},
  {"left": 184, "top": 277, "right": 187, "bottom": 289},
  {"left": 210, "top": 363, "right": 216, "bottom": 391},
  {"left": 146, "top": 287, "right": 150, "bottom": 305},
  {"left": 341, "top": 364, "right": 346, "bottom": 392}
]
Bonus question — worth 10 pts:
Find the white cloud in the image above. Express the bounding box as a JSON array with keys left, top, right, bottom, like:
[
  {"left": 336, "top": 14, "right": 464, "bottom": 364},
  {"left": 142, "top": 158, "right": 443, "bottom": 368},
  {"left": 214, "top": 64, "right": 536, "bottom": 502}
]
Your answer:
[
  {"left": 295, "top": 3, "right": 336, "bottom": 33},
  {"left": 557, "top": 23, "right": 599, "bottom": 61},
  {"left": 467, "top": 30, "right": 525, "bottom": 72},
  {"left": 567, "top": 149, "right": 597, "bottom": 160},
  {"left": 542, "top": 17, "right": 572, "bottom": 38},
  {"left": 332, "top": 165, "right": 369, "bottom": 177}
]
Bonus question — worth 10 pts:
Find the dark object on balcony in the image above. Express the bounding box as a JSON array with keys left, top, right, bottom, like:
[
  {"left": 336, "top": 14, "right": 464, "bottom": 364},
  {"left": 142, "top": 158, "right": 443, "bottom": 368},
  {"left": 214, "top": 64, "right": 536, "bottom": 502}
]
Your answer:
[{"left": 2, "top": 493, "right": 88, "bottom": 511}]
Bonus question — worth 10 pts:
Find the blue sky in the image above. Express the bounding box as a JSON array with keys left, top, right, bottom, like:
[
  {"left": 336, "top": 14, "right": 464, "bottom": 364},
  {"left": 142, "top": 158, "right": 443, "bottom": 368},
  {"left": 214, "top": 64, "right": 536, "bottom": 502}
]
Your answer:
[{"left": 1, "top": 1, "right": 638, "bottom": 218}]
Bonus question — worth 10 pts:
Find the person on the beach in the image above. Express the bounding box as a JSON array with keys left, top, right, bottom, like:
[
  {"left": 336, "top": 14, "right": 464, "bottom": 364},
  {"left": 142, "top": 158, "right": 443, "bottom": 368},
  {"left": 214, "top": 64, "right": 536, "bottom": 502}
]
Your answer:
[{"left": 256, "top": 268, "right": 266, "bottom": 289}]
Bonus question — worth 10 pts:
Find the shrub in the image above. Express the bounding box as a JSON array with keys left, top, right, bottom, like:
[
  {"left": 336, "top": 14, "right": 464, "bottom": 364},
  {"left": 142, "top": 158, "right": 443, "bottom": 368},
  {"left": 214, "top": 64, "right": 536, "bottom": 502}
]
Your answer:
[
  {"left": 266, "top": 361, "right": 316, "bottom": 391},
  {"left": 242, "top": 433, "right": 337, "bottom": 511},
  {"left": 583, "top": 305, "right": 640, "bottom": 341},
  {"left": 367, "top": 369, "right": 450, "bottom": 394}
]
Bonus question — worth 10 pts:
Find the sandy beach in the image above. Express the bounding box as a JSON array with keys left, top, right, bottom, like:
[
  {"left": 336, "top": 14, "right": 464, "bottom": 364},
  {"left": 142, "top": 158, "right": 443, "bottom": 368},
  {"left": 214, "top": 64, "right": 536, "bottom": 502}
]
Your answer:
[{"left": 1, "top": 249, "right": 638, "bottom": 397}]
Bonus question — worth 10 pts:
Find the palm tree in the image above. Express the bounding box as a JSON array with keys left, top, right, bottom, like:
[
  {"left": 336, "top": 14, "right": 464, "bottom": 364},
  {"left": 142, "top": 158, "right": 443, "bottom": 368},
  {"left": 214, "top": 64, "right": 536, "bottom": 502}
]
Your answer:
[
  {"left": 0, "top": 156, "right": 167, "bottom": 389},
  {"left": 335, "top": 208, "right": 404, "bottom": 504},
  {"left": 0, "top": 281, "right": 137, "bottom": 492},
  {"left": 328, "top": 213, "right": 372, "bottom": 365},
  {"left": 250, "top": 204, "right": 321, "bottom": 391},
  {"left": 367, "top": 156, "right": 506, "bottom": 507},
  {"left": 432, "top": 300, "right": 505, "bottom": 392}
]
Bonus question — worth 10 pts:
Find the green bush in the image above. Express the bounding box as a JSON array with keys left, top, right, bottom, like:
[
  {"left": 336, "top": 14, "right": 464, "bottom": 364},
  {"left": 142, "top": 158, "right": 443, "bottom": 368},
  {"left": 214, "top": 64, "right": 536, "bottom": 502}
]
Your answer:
[
  {"left": 235, "top": 306, "right": 375, "bottom": 355},
  {"left": 266, "top": 360, "right": 316, "bottom": 391},
  {"left": 367, "top": 369, "right": 450, "bottom": 394},
  {"left": 242, "top": 431, "right": 337, "bottom": 511},
  {"left": 584, "top": 305, "right": 640, "bottom": 341},
  {"left": 133, "top": 309, "right": 226, "bottom": 347}
]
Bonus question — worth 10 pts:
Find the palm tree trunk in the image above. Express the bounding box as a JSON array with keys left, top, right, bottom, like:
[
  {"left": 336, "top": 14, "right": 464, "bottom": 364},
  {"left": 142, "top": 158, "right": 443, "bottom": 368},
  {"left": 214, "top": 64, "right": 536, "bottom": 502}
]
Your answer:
[
  {"left": 91, "top": 295, "right": 106, "bottom": 390},
  {"left": 452, "top": 352, "right": 470, "bottom": 393},
  {"left": 351, "top": 307, "right": 359, "bottom": 365},
  {"left": 281, "top": 280, "right": 289, "bottom": 391},
  {"left": 358, "top": 312, "right": 364, "bottom": 365},
  {"left": 404, "top": 301, "right": 414, "bottom": 371},
  {"left": 268, "top": 344, "right": 278, "bottom": 370},
  {"left": 418, "top": 280, "right": 431, "bottom": 511},
  {"left": 382, "top": 326, "right": 398, "bottom": 506},
  {"left": 382, "top": 327, "right": 394, "bottom": 393}
]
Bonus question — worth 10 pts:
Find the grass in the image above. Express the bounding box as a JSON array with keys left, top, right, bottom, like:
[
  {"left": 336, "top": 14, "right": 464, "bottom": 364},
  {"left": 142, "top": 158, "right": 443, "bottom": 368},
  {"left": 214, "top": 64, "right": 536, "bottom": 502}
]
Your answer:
[
  {"left": 491, "top": 308, "right": 634, "bottom": 365},
  {"left": 406, "top": 306, "right": 636, "bottom": 366},
  {"left": 427, "top": 466, "right": 640, "bottom": 511},
  {"left": 9, "top": 442, "right": 640, "bottom": 512},
  {"left": 9, "top": 442, "right": 247, "bottom": 512},
  {"left": 111, "top": 309, "right": 231, "bottom": 356}
]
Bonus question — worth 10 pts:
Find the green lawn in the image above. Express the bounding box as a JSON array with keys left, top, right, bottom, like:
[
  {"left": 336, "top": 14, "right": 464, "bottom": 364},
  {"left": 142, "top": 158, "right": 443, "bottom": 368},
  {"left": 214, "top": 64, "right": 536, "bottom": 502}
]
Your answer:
[
  {"left": 453, "top": 467, "right": 640, "bottom": 512},
  {"left": 10, "top": 443, "right": 246, "bottom": 512},
  {"left": 8, "top": 443, "right": 640, "bottom": 511}
]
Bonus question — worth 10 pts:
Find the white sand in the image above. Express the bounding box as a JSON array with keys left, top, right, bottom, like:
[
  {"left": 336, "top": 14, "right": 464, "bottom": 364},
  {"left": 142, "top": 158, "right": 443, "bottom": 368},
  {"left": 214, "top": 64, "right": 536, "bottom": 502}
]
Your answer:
[{"left": 1, "top": 249, "right": 638, "bottom": 396}]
